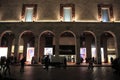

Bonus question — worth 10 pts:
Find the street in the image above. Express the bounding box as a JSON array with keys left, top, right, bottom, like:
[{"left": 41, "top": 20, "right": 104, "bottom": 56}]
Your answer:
[{"left": 3, "top": 65, "right": 120, "bottom": 80}]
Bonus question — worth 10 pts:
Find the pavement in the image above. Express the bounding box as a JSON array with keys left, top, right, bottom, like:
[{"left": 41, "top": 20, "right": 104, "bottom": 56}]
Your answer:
[{"left": 0, "top": 63, "right": 120, "bottom": 80}]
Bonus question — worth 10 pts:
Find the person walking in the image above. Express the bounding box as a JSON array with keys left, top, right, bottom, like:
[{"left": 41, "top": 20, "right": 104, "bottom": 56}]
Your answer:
[
  {"left": 4, "top": 58, "right": 11, "bottom": 75},
  {"left": 44, "top": 55, "right": 50, "bottom": 71},
  {"left": 88, "top": 58, "right": 94, "bottom": 70},
  {"left": 20, "top": 57, "right": 26, "bottom": 73}
]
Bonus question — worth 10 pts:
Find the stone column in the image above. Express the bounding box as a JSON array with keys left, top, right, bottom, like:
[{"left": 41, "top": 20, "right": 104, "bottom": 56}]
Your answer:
[
  {"left": 85, "top": 36, "right": 92, "bottom": 58},
  {"left": 34, "top": 35, "right": 39, "bottom": 63},
  {"left": 116, "top": 35, "right": 120, "bottom": 57},
  {"left": 76, "top": 35, "right": 80, "bottom": 64},
  {"left": 7, "top": 39, "right": 13, "bottom": 57},
  {"left": 103, "top": 38, "right": 108, "bottom": 63},
  {"left": 14, "top": 35, "right": 19, "bottom": 60},
  {"left": 23, "top": 38, "right": 27, "bottom": 57},
  {"left": 55, "top": 34, "right": 59, "bottom": 56},
  {"left": 96, "top": 36, "right": 102, "bottom": 64}
]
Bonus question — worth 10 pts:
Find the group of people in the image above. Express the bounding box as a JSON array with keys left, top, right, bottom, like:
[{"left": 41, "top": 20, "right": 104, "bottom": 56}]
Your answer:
[{"left": 0, "top": 57, "right": 11, "bottom": 76}]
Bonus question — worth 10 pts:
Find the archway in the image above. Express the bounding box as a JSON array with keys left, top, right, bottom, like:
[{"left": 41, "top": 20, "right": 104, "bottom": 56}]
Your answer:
[
  {"left": 59, "top": 31, "right": 76, "bottom": 64},
  {"left": 39, "top": 31, "right": 55, "bottom": 63},
  {"left": 0, "top": 31, "right": 15, "bottom": 58},
  {"left": 100, "top": 31, "right": 117, "bottom": 63},
  {"left": 19, "top": 31, "right": 35, "bottom": 64},
  {"left": 80, "top": 31, "right": 96, "bottom": 63}
]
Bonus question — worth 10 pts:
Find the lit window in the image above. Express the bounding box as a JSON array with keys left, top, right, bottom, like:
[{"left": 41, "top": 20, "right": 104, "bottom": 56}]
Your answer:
[
  {"left": 21, "top": 4, "right": 37, "bottom": 22},
  {"left": 60, "top": 4, "right": 75, "bottom": 22},
  {"left": 63, "top": 7, "right": 72, "bottom": 21},
  {"left": 101, "top": 8, "right": 110, "bottom": 22},
  {"left": 98, "top": 4, "right": 113, "bottom": 22},
  {"left": 25, "top": 7, "right": 34, "bottom": 22}
]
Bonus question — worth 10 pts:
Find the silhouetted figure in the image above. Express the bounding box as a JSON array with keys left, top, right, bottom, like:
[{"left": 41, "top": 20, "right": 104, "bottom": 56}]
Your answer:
[
  {"left": 44, "top": 55, "right": 50, "bottom": 71},
  {"left": 4, "top": 58, "right": 11, "bottom": 75},
  {"left": 0, "top": 57, "right": 6, "bottom": 73},
  {"left": 20, "top": 57, "right": 26, "bottom": 72},
  {"left": 63, "top": 57, "right": 67, "bottom": 69},
  {"left": 110, "top": 57, "right": 113, "bottom": 63},
  {"left": 88, "top": 58, "right": 94, "bottom": 70}
]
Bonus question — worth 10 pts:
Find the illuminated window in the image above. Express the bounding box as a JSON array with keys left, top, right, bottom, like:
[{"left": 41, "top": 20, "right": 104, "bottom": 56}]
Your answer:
[
  {"left": 60, "top": 4, "right": 75, "bottom": 22},
  {"left": 21, "top": 4, "right": 37, "bottom": 22},
  {"left": 98, "top": 4, "right": 113, "bottom": 22},
  {"left": 63, "top": 7, "right": 72, "bottom": 21},
  {"left": 25, "top": 7, "right": 34, "bottom": 22},
  {"left": 101, "top": 8, "right": 110, "bottom": 22}
]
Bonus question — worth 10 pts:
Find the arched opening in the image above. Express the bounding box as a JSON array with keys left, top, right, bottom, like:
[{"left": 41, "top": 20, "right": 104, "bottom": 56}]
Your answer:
[
  {"left": 0, "top": 31, "right": 15, "bottom": 58},
  {"left": 59, "top": 31, "right": 76, "bottom": 64},
  {"left": 19, "top": 31, "right": 35, "bottom": 64},
  {"left": 100, "top": 32, "right": 117, "bottom": 63},
  {"left": 80, "top": 32, "right": 96, "bottom": 63},
  {"left": 39, "top": 31, "right": 55, "bottom": 63}
]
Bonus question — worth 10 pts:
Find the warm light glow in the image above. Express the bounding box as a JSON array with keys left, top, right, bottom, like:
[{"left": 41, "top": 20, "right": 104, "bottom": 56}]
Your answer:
[
  {"left": 72, "top": 16, "right": 75, "bottom": 22},
  {"left": 19, "top": 46, "right": 23, "bottom": 53},
  {"left": 60, "top": 16, "right": 63, "bottom": 21},
  {"left": 107, "top": 48, "right": 115, "bottom": 51},
  {"left": 111, "top": 17, "right": 114, "bottom": 22},
  {"left": 33, "top": 16, "right": 36, "bottom": 22},
  {"left": 21, "top": 16, "right": 24, "bottom": 22}
]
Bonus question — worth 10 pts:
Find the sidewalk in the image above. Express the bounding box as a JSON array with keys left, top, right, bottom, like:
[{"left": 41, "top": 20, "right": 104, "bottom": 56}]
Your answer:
[{"left": 25, "top": 62, "right": 112, "bottom": 67}]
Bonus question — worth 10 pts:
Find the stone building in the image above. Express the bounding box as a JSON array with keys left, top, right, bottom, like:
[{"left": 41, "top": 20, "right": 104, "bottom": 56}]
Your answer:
[{"left": 0, "top": 0, "right": 120, "bottom": 64}]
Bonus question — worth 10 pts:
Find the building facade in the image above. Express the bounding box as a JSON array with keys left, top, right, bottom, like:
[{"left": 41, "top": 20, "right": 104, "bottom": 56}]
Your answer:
[{"left": 0, "top": 0, "right": 120, "bottom": 64}]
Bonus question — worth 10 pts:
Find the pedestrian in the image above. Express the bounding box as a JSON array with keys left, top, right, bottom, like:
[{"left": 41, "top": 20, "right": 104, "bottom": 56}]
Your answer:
[
  {"left": 0, "top": 57, "right": 6, "bottom": 73},
  {"left": 63, "top": 57, "right": 67, "bottom": 69},
  {"left": 4, "top": 57, "right": 11, "bottom": 75},
  {"left": 44, "top": 55, "right": 50, "bottom": 71},
  {"left": 20, "top": 57, "right": 26, "bottom": 72},
  {"left": 88, "top": 58, "right": 94, "bottom": 70}
]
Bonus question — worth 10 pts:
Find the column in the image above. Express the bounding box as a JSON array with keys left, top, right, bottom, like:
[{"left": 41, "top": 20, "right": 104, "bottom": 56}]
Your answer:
[
  {"left": 76, "top": 35, "right": 80, "bottom": 64},
  {"left": 55, "top": 34, "right": 59, "bottom": 56},
  {"left": 85, "top": 36, "right": 92, "bottom": 58},
  {"left": 96, "top": 36, "right": 102, "bottom": 64},
  {"left": 34, "top": 35, "right": 39, "bottom": 63},
  {"left": 7, "top": 39, "right": 13, "bottom": 57},
  {"left": 23, "top": 38, "right": 27, "bottom": 57},
  {"left": 103, "top": 38, "right": 108, "bottom": 63},
  {"left": 116, "top": 36, "right": 120, "bottom": 57},
  {"left": 14, "top": 35, "right": 19, "bottom": 60}
]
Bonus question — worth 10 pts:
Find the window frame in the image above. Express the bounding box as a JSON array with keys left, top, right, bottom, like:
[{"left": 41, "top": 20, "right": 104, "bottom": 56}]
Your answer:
[
  {"left": 21, "top": 4, "right": 37, "bottom": 22},
  {"left": 98, "top": 4, "right": 113, "bottom": 22},
  {"left": 60, "top": 4, "right": 75, "bottom": 22}
]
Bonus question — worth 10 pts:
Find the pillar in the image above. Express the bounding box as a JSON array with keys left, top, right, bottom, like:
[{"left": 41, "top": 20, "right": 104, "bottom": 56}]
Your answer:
[
  {"left": 116, "top": 35, "right": 120, "bottom": 57},
  {"left": 103, "top": 38, "right": 108, "bottom": 63},
  {"left": 96, "top": 36, "right": 102, "bottom": 64},
  {"left": 76, "top": 35, "right": 80, "bottom": 64},
  {"left": 55, "top": 34, "right": 59, "bottom": 56},
  {"left": 7, "top": 39, "right": 13, "bottom": 57},
  {"left": 34, "top": 35, "right": 39, "bottom": 63},
  {"left": 85, "top": 36, "right": 92, "bottom": 58},
  {"left": 23, "top": 38, "right": 27, "bottom": 57},
  {"left": 14, "top": 35, "right": 19, "bottom": 60}
]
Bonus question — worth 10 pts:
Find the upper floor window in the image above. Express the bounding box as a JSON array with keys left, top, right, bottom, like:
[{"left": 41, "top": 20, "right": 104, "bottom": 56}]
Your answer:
[
  {"left": 98, "top": 4, "right": 113, "bottom": 22},
  {"left": 21, "top": 4, "right": 37, "bottom": 22},
  {"left": 60, "top": 4, "right": 75, "bottom": 22}
]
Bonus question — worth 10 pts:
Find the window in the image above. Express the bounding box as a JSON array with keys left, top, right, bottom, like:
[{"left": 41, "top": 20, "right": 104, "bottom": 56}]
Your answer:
[
  {"left": 25, "top": 7, "right": 34, "bottom": 21},
  {"left": 63, "top": 7, "right": 72, "bottom": 21},
  {"left": 101, "top": 8, "right": 110, "bottom": 22},
  {"left": 60, "top": 4, "right": 75, "bottom": 22},
  {"left": 21, "top": 4, "right": 37, "bottom": 22},
  {"left": 98, "top": 4, "right": 113, "bottom": 22}
]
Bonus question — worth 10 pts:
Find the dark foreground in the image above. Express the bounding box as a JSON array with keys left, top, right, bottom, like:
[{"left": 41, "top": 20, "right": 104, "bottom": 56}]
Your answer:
[{"left": 1, "top": 65, "right": 120, "bottom": 80}]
